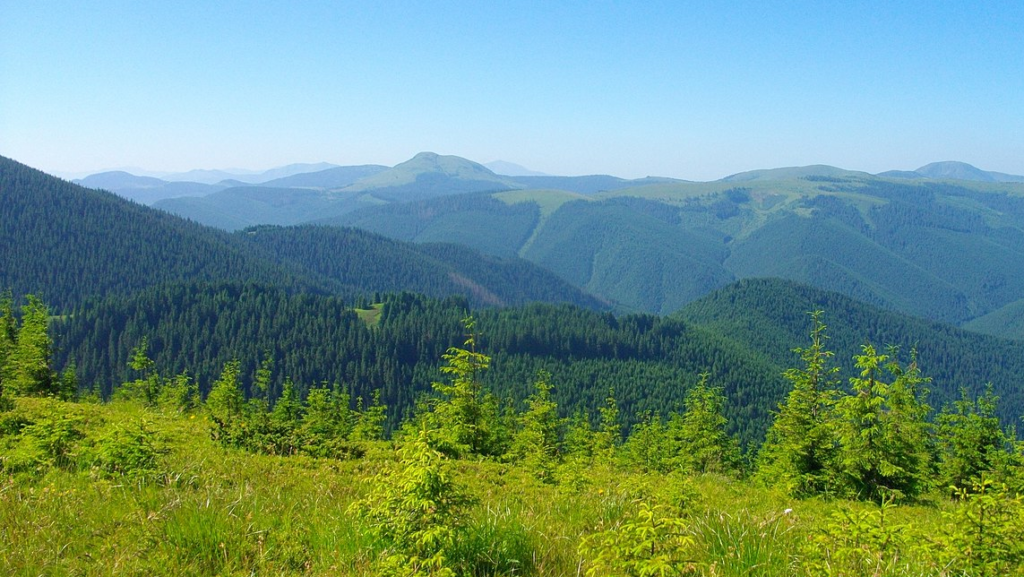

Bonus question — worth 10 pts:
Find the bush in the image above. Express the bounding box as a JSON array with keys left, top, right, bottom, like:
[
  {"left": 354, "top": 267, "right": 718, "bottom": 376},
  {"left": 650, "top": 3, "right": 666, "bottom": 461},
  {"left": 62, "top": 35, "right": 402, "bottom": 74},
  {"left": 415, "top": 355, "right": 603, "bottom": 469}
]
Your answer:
[
  {"left": 83, "top": 418, "right": 163, "bottom": 480},
  {"left": 937, "top": 479, "right": 1024, "bottom": 576},
  {"left": 0, "top": 406, "right": 84, "bottom": 475},
  {"left": 579, "top": 499, "right": 695, "bottom": 576}
]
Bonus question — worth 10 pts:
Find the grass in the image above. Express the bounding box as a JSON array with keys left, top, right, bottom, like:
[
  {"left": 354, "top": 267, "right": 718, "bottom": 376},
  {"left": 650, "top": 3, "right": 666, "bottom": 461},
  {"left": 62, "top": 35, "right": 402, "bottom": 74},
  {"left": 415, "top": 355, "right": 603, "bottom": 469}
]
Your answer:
[
  {"left": 0, "top": 396, "right": 1017, "bottom": 576},
  {"left": 492, "top": 189, "right": 592, "bottom": 255},
  {"left": 353, "top": 303, "right": 384, "bottom": 327}
]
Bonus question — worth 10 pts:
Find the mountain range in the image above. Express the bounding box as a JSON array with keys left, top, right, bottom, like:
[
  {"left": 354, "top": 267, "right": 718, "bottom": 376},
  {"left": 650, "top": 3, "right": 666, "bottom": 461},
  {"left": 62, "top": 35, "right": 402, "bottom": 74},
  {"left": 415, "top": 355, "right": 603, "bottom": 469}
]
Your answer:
[
  {"left": 0, "top": 155, "right": 600, "bottom": 311},
  {"left": 6, "top": 152, "right": 1024, "bottom": 437},
  {"left": 52, "top": 154, "right": 1024, "bottom": 336}
]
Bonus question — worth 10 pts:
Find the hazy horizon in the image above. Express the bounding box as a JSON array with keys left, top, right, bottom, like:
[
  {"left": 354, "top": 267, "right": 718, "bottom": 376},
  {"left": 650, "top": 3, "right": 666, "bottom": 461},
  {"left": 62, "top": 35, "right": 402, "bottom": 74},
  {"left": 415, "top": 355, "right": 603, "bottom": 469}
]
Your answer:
[{"left": 2, "top": 2, "right": 1022, "bottom": 181}]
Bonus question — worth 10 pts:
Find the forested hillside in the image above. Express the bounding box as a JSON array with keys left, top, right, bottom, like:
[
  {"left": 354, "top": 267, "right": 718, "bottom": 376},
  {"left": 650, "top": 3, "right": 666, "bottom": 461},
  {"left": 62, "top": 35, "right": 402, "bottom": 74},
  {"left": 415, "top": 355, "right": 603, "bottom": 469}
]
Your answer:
[
  {"left": 237, "top": 225, "right": 604, "bottom": 309},
  {"left": 0, "top": 156, "right": 605, "bottom": 312},
  {"left": 53, "top": 286, "right": 782, "bottom": 444},
  {"left": 0, "top": 156, "right": 329, "bottom": 310},
  {"left": 51, "top": 279, "right": 1024, "bottom": 447},
  {"left": 676, "top": 278, "right": 1024, "bottom": 422},
  {"left": 327, "top": 172, "right": 1024, "bottom": 329}
]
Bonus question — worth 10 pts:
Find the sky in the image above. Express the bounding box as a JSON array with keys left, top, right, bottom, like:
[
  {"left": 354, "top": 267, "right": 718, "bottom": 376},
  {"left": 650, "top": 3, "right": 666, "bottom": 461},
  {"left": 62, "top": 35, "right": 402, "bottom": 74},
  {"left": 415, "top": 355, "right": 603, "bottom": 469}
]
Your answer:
[{"left": 2, "top": 1, "right": 1023, "bottom": 181}]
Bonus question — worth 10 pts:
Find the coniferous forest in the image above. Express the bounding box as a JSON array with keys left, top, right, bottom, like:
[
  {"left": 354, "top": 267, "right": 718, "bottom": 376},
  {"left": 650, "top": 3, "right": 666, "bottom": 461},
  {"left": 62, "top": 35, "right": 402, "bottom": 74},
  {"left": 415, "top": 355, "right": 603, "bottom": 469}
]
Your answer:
[{"left": 3, "top": 155, "right": 1024, "bottom": 575}]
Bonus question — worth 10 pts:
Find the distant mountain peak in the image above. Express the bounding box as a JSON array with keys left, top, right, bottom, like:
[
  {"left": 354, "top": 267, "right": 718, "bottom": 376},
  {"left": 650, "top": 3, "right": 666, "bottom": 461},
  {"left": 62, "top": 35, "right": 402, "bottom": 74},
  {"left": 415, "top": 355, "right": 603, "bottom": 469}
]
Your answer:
[
  {"left": 341, "top": 152, "right": 517, "bottom": 195},
  {"left": 484, "top": 160, "right": 549, "bottom": 177},
  {"left": 721, "top": 165, "right": 868, "bottom": 182},
  {"left": 914, "top": 161, "right": 996, "bottom": 182},
  {"left": 879, "top": 161, "right": 1024, "bottom": 183}
]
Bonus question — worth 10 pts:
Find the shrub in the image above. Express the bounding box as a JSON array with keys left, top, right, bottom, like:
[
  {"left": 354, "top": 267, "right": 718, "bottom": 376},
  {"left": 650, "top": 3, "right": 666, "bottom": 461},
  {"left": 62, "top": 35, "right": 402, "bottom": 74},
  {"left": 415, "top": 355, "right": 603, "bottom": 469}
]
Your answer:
[
  {"left": 0, "top": 406, "right": 83, "bottom": 475},
  {"left": 352, "top": 427, "right": 476, "bottom": 576},
  {"left": 578, "top": 498, "right": 695, "bottom": 576},
  {"left": 83, "top": 418, "right": 163, "bottom": 480}
]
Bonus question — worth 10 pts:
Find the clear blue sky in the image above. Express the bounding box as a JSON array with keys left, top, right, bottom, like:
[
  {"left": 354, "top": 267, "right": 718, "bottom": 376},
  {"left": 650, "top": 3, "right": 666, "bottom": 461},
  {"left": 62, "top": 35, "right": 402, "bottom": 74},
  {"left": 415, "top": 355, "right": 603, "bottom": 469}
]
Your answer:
[{"left": 2, "top": 1, "right": 1022, "bottom": 181}]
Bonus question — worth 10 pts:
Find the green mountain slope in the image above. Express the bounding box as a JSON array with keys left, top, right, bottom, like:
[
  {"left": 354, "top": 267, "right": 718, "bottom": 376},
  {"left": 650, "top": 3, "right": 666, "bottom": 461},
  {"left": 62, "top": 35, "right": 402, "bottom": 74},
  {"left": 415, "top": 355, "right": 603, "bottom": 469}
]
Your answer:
[
  {"left": 675, "top": 278, "right": 1024, "bottom": 423},
  {"left": 963, "top": 298, "right": 1024, "bottom": 340},
  {"left": 507, "top": 174, "right": 681, "bottom": 194},
  {"left": 54, "top": 286, "right": 785, "bottom": 444},
  {"left": 237, "top": 225, "right": 606, "bottom": 310},
  {"left": 0, "top": 156, "right": 610, "bottom": 313},
  {"left": 0, "top": 156, "right": 330, "bottom": 310},
  {"left": 522, "top": 199, "right": 733, "bottom": 314},
  {"left": 724, "top": 214, "right": 970, "bottom": 323},
  {"left": 258, "top": 164, "right": 388, "bottom": 189},
  {"left": 155, "top": 186, "right": 378, "bottom": 231},
  {"left": 323, "top": 172, "right": 1024, "bottom": 331},
  {"left": 321, "top": 192, "right": 541, "bottom": 258}
]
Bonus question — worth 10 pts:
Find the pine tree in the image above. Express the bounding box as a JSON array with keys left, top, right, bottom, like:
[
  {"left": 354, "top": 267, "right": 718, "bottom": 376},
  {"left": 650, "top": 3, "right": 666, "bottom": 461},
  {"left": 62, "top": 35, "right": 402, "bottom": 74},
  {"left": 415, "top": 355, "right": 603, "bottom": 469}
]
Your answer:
[
  {"left": 268, "top": 378, "right": 302, "bottom": 454},
  {"left": 116, "top": 338, "right": 162, "bottom": 405},
  {"left": 935, "top": 385, "right": 1013, "bottom": 494},
  {"left": 510, "top": 369, "right": 560, "bottom": 481},
  {"left": 430, "top": 316, "right": 495, "bottom": 457},
  {"left": 0, "top": 291, "right": 17, "bottom": 408},
  {"left": 592, "top": 389, "right": 621, "bottom": 462},
  {"left": 756, "top": 311, "right": 841, "bottom": 496},
  {"left": 206, "top": 360, "right": 245, "bottom": 446},
  {"left": 837, "top": 345, "right": 932, "bottom": 501},
  {"left": 676, "top": 373, "right": 741, "bottom": 474},
  {"left": 9, "top": 295, "right": 58, "bottom": 397},
  {"left": 622, "top": 412, "right": 669, "bottom": 473},
  {"left": 351, "top": 389, "right": 387, "bottom": 442},
  {"left": 352, "top": 425, "right": 475, "bottom": 576}
]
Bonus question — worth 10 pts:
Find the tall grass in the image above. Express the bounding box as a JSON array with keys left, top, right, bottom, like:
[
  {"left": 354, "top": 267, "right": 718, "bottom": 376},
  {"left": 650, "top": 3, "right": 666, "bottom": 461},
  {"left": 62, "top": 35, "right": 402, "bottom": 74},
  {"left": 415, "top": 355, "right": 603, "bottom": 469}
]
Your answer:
[{"left": 1, "top": 397, "right": 1017, "bottom": 576}]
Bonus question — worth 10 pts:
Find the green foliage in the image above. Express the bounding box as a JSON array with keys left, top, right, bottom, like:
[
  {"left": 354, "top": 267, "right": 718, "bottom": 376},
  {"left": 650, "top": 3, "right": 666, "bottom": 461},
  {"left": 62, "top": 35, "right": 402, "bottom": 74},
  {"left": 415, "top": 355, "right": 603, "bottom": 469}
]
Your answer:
[
  {"left": 113, "top": 338, "right": 200, "bottom": 412},
  {"left": 429, "top": 317, "right": 500, "bottom": 457},
  {"left": 114, "top": 338, "right": 163, "bottom": 405},
  {"left": 621, "top": 412, "right": 670, "bottom": 473},
  {"left": 836, "top": 346, "right": 933, "bottom": 501},
  {"left": 83, "top": 418, "right": 163, "bottom": 480},
  {"left": 674, "top": 373, "right": 742, "bottom": 475},
  {"left": 206, "top": 359, "right": 245, "bottom": 446},
  {"left": 690, "top": 509, "right": 797, "bottom": 576},
  {"left": 156, "top": 372, "right": 200, "bottom": 413},
  {"left": 935, "top": 386, "right": 1017, "bottom": 494},
  {"left": 757, "top": 311, "right": 842, "bottom": 496},
  {"left": 803, "top": 500, "right": 910, "bottom": 577},
  {"left": 578, "top": 499, "right": 695, "bottom": 576},
  {"left": 352, "top": 428, "right": 476, "bottom": 576},
  {"left": 297, "top": 385, "right": 352, "bottom": 457},
  {"left": 936, "top": 479, "right": 1024, "bottom": 576},
  {"left": 678, "top": 277, "right": 1024, "bottom": 433},
  {"left": 8, "top": 295, "right": 60, "bottom": 397},
  {"left": 0, "top": 403, "right": 84, "bottom": 475},
  {"left": 509, "top": 369, "right": 560, "bottom": 481},
  {"left": 351, "top": 389, "right": 387, "bottom": 442},
  {"left": 592, "top": 389, "right": 622, "bottom": 461},
  {"left": 0, "top": 291, "right": 16, "bottom": 410}
]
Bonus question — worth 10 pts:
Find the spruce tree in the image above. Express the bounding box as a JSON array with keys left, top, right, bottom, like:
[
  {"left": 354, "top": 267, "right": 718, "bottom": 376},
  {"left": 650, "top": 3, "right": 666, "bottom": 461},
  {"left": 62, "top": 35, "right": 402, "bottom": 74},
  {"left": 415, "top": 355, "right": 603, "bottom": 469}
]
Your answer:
[
  {"left": 0, "top": 292, "right": 16, "bottom": 407},
  {"left": 430, "top": 316, "right": 495, "bottom": 457},
  {"left": 206, "top": 360, "right": 245, "bottom": 446},
  {"left": 837, "top": 345, "right": 932, "bottom": 501},
  {"left": 592, "top": 389, "right": 621, "bottom": 462},
  {"left": 676, "top": 373, "right": 741, "bottom": 474},
  {"left": 510, "top": 370, "right": 560, "bottom": 481},
  {"left": 9, "top": 295, "right": 57, "bottom": 397},
  {"left": 756, "top": 311, "right": 841, "bottom": 496},
  {"left": 351, "top": 389, "right": 387, "bottom": 442},
  {"left": 935, "top": 385, "right": 1013, "bottom": 493}
]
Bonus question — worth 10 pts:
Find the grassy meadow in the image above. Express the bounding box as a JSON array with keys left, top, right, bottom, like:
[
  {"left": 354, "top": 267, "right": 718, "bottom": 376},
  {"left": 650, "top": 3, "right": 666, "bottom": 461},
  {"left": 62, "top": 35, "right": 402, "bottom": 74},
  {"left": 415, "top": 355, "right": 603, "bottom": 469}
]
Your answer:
[{"left": 4, "top": 394, "right": 1017, "bottom": 576}]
